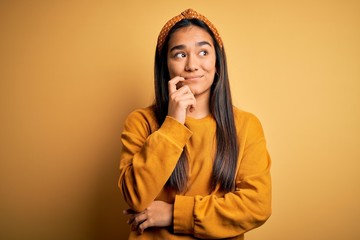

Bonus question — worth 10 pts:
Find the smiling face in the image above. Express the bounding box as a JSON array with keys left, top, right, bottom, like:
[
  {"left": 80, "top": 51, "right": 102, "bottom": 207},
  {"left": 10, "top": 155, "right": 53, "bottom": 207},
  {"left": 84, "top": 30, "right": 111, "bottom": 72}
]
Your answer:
[{"left": 167, "top": 25, "right": 216, "bottom": 99}]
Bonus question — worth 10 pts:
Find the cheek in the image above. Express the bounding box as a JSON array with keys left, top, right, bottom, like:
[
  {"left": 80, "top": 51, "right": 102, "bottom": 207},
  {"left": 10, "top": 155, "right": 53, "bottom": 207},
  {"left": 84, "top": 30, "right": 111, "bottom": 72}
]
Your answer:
[
  {"left": 203, "top": 59, "right": 216, "bottom": 74},
  {"left": 168, "top": 68, "right": 176, "bottom": 79},
  {"left": 167, "top": 61, "right": 183, "bottom": 78}
]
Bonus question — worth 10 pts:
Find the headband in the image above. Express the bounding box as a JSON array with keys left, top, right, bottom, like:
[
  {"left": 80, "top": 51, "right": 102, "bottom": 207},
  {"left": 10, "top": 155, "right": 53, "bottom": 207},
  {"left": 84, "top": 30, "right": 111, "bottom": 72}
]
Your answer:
[{"left": 156, "top": 8, "right": 223, "bottom": 52}]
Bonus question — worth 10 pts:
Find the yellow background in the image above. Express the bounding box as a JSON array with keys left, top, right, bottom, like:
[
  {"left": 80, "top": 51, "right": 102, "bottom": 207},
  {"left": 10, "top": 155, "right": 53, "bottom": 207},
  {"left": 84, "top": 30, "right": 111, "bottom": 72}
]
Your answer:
[{"left": 1, "top": 0, "right": 359, "bottom": 239}]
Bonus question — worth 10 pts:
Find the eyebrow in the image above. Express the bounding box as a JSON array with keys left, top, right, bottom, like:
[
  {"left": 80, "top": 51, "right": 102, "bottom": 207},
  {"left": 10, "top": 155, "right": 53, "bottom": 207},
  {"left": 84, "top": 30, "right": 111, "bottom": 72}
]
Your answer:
[{"left": 169, "top": 41, "right": 213, "bottom": 52}]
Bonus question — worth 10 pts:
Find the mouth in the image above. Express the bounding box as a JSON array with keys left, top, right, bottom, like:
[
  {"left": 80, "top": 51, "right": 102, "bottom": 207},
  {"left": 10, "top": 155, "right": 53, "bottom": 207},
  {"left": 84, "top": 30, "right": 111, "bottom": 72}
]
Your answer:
[{"left": 183, "top": 75, "right": 204, "bottom": 81}]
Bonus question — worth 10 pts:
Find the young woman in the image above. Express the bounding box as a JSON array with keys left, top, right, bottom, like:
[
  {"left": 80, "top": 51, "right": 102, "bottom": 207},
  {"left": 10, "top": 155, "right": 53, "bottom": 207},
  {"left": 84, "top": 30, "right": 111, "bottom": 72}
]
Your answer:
[{"left": 118, "top": 9, "right": 271, "bottom": 239}]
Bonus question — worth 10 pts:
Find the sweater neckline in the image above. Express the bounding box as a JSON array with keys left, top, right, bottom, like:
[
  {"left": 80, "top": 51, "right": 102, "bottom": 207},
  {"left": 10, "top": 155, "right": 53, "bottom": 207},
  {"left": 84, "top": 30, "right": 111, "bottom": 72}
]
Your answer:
[{"left": 185, "top": 114, "right": 213, "bottom": 123}]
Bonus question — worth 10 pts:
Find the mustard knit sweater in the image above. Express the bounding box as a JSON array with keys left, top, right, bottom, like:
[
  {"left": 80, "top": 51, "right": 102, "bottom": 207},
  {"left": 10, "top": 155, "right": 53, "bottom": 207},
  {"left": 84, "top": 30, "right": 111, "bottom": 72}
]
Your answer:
[{"left": 118, "top": 106, "right": 271, "bottom": 239}]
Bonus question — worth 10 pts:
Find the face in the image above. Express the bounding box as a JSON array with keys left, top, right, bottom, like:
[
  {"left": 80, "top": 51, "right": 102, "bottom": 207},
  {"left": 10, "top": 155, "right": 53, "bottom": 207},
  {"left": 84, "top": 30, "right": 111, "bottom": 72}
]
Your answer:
[{"left": 167, "top": 25, "right": 216, "bottom": 99}]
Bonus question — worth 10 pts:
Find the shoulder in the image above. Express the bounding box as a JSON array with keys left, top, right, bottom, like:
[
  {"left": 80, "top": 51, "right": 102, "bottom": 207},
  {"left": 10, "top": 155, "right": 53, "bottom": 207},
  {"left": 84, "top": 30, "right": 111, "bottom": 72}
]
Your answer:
[
  {"left": 123, "top": 106, "right": 159, "bottom": 134},
  {"left": 232, "top": 106, "right": 265, "bottom": 136},
  {"left": 233, "top": 106, "right": 261, "bottom": 124}
]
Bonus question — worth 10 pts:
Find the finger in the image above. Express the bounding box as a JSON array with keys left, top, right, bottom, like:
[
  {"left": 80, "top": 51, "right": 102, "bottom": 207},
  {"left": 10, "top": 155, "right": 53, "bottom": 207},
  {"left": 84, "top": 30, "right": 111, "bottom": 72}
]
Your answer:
[
  {"left": 131, "top": 212, "right": 148, "bottom": 231},
  {"left": 187, "top": 97, "right": 196, "bottom": 112},
  {"left": 171, "top": 84, "right": 192, "bottom": 97},
  {"left": 123, "top": 209, "right": 137, "bottom": 215},
  {"left": 176, "top": 98, "right": 197, "bottom": 111},
  {"left": 179, "top": 91, "right": 196, "bottom": 106},
  {"left": 138, "top": 218, "right": 153, "bottom": 234},
  {"left": 126, "top": 211, "right": 142, "bottom": 225},
  {"left": 127, "top": 214, "right": 135, "bottom": 225},
  {"left": 169, "top": 92, "right": 196, "bottom": 108},
  {"left": 123, "top": 209, "right": 139, "bottom": 225},
  {"left": 169, "top": 87, "right": 194, "bottom": 106},
  {"left": 168, "top": 76, "right": 185, "bottom": 94}
]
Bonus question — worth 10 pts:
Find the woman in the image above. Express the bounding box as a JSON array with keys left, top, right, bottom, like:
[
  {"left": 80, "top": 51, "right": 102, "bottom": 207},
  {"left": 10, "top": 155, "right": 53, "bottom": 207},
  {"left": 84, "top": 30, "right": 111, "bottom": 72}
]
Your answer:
[{"left": 119, "top": 8, "right": 271, "bottom": 239}]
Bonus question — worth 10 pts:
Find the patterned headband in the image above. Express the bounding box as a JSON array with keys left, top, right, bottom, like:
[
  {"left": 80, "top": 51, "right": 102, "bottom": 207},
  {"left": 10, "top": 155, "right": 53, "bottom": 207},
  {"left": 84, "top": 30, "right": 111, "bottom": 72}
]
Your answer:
[{"left": 156, "top": 8, "right": 223, "bottom": 52}]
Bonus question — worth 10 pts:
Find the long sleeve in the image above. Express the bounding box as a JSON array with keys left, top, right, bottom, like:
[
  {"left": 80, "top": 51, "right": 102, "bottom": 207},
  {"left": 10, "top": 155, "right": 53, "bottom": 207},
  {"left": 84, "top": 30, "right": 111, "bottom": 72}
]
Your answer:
[
  {"left": 118, "top": 109, "right": 192, "bottom": 212},
  {"left": 173, "top": 112, "right": 271, "bottom": 239}
]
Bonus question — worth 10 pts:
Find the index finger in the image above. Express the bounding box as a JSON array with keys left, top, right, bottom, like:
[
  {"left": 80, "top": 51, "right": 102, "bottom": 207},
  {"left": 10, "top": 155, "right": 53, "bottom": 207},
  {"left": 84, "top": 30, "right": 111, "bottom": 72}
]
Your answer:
[
  {"left": 168, "top": 76, "right": 185, "bottom": 94},
  {"left": 123, "top": 209, "right": 138, "bottom": 215}
]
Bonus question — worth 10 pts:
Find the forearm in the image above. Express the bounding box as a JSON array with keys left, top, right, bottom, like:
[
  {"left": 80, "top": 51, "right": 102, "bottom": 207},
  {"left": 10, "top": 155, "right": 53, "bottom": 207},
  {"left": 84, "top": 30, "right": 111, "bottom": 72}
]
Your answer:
[
  {"left": 119, "top": 116, "right": 192, "bottom": 211},
  {"left": 173, "top": 172, "right": 271, "bottom": 239}
]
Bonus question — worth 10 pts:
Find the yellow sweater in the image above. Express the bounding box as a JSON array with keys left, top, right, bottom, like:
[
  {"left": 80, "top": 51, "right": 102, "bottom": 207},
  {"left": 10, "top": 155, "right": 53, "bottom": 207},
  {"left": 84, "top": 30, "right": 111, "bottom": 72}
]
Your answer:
[{"left": 119, "top": 106, "right": 271, "bottom": 239}]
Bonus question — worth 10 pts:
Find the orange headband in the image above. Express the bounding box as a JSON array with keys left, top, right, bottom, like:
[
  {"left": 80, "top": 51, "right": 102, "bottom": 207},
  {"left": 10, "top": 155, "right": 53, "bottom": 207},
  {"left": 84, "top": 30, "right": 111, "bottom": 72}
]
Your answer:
[{"left": 156, "top": 8, "right": 223, "bottom": 52}]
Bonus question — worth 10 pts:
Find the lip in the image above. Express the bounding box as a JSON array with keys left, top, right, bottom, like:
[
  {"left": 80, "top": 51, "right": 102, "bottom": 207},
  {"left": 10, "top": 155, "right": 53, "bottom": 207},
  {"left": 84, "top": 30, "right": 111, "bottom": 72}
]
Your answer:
[{"left": 183, "top": 75, "right": 204, "bottom": 81}]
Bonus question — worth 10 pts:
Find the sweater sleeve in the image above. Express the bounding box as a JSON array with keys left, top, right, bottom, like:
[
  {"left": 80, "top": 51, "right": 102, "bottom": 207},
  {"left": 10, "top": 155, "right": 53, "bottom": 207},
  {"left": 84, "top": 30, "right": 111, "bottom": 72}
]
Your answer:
[
  {"left": 118, "top": 110, "right": 192, "bottom": 212},
  {"left": 173, "top": 114, "right": 271, "bottom": 239}
]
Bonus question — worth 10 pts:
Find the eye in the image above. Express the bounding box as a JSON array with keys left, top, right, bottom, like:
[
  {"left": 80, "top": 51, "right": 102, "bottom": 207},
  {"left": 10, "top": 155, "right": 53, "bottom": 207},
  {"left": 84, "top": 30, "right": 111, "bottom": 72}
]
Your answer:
[
  {"left": 199, "top": 50, "right": 208, "bottom": 56},
  {"left": 174, "top": 52, "right": 186, "bottom": 58}
]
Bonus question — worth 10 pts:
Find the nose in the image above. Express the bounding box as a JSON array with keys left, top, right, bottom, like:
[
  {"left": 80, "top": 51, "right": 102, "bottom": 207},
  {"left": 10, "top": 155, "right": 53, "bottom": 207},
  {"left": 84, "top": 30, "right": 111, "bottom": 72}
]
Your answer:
[{"left": 185, "top": 54, "right": 198, "bottom": 72}]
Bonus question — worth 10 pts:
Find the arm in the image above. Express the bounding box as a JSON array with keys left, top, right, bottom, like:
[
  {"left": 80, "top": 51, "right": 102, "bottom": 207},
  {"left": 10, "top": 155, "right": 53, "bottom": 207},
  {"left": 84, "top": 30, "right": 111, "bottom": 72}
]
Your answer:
[
  {"left": 173, "top": 114, "right": 272, "bottom": 239},
  {"left": 119, "top": 77, "right": 196, "bottom": 212},
  {"left": 118, "top": 110, "right": 192, "bottom": 212}
]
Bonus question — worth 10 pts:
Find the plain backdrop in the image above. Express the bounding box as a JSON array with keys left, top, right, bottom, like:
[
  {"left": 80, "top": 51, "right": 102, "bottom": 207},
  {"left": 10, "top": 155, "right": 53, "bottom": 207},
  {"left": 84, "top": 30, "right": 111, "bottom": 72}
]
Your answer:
[{"left": 1, "top": 0, "right": 359, "bottom": 239}]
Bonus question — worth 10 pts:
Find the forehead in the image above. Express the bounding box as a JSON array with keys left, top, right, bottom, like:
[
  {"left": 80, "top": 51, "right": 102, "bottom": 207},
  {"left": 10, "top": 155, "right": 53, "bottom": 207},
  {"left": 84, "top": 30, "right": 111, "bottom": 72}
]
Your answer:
[{"left": 168, "top": 25, "right": 214, "bottom": 47}]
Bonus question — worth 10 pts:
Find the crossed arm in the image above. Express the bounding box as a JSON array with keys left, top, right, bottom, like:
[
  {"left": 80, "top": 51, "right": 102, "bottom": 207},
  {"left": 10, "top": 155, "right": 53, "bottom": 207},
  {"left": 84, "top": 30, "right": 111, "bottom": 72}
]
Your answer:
[{"left": 118, "top": 108, "right": 271, "bottom": 238}]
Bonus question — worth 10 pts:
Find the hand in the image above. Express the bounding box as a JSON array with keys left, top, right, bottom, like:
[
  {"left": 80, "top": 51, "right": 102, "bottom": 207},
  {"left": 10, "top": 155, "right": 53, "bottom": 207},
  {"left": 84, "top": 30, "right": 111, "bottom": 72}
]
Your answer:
[
  {"left": 123, "top": 201, "right": 174, "bottom": 234},
  {"left": 168, "top": 76, "right": 196, "bottom": 124}
]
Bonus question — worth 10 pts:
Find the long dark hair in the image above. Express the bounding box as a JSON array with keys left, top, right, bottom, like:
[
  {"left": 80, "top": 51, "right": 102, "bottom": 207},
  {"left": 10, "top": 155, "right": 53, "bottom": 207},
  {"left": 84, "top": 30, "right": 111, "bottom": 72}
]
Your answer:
[{"left": 153, "top": 18, "right": 239, "bottom": 193}]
